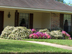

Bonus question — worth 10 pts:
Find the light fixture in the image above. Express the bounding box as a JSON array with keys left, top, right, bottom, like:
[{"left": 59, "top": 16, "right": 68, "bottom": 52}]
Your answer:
[{"left": 8, "top": 12, "right": 11, "bottom": 18}]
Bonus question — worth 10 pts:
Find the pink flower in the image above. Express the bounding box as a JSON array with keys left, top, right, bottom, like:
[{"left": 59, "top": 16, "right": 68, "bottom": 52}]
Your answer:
[
  {"left": 29, "top": 32, "right": 51, "bottom": 39},
  {"left": 29, "top": 34, "right": 34, "bottom": 38},
  {"left": 31, "top": 29, "right": 36, "bottom": 33},
  {"left": 62, "top": 31, "right": 71, "bottom": 39},
  {"left": 33, "top": 33, "right": 38, "bottom": 39},
  {"left": 66, "top": 33, "right": 70, "bottom": 37},
  {"left": 69, "top": 37, "right": 71, "bottom": 39},
  {"left": 31, "top": 29, "right": 36, "bottom": 32},
  {"left": 62, "top": 30, "right": 66, "bottom": 35},
  {"left": 45, "top": 32, "right": 51, "bottom": 39}
]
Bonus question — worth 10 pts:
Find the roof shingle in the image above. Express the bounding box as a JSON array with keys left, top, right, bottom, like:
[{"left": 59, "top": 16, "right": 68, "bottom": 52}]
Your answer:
[{"left": 0, "top": 0, "right": 72, "bottom": 11}]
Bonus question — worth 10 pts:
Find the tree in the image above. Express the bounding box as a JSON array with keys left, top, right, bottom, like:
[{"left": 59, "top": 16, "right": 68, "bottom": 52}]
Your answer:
[
  {"left": 56, "top": 0, "right": 72, "bottom": 6},
  {"left": 64, "top": 1, "right": 72, "bottom": 6},
  {"left": 55, "top": 0, "right": 64, "bottom": 3}
]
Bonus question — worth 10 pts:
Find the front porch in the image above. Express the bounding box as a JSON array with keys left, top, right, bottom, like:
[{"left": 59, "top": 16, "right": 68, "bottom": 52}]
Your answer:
[
  {"left": 0, "top": 8, "right": 52, "bottom": 29},
  {"left": 0, "top": 7, "right": 72, "bottom": 33}
]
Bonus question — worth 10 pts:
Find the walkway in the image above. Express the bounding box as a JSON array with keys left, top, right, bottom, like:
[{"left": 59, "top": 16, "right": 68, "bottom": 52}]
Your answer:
[{"left": 26, "top": 41, "right": 72, "bottom": 50}]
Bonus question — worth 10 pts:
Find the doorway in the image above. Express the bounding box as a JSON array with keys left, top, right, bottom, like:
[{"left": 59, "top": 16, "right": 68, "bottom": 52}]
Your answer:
[{"left": 0, "top": 11, "right": 4, "bottom": 34}]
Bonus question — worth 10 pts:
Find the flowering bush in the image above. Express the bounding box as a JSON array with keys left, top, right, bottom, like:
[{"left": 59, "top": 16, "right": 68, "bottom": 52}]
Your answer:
[
  {"left": 62, "top": 30, "right": 71, "bottom": 39},
  {"left": 1, "top": 26, "right": 32, "bottom": 40},
  {"left": 50, "top": 30, "right": 63, "bottom": 39},
  {"left": 39, "top": 29, "right": 49, "bottom": 33},
  {"left": 29, "top": 32, "right": 51, "bottom": 39},
  {"left": 1, "top": 26, "right": 15, "bottom": 39},
  {"left": 45, "top": 32, "right": 51, "bottom": 39},
  {"left": 31, "top": 29, "right": 36, "bottom": 33}
]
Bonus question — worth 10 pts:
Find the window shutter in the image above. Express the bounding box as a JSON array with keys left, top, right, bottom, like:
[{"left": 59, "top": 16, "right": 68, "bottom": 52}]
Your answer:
[
  {"left": 15, "top": 10, "right": 19, "bottom": 26},
  {"left": 29, "top": 13, "right": 33, "bottom": 29},
  {"left": 71, "top": 15, "right": 72, "bottom": 31},
  {"left": 60, "top": 14, "right": 64, "bottom": 29},
  {"left": 0, "top": 11, "right": 4, "bottom": 34}
]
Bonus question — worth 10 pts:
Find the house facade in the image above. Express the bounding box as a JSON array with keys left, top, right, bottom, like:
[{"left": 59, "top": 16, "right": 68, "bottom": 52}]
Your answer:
[{"left": 0, "top": 0, "right": 72, "bottom": 34}]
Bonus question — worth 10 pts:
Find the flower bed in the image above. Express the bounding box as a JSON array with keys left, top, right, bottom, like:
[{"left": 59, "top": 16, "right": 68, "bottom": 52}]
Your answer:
[
  {"left": 29, "top": 29, "right": 71, "bottom": 39},
  {"left": 1, "top": 26, "right": 71, "bottom": 40},
  {"left": 29, "top": 32, "right": 51, "bottom": 39}
]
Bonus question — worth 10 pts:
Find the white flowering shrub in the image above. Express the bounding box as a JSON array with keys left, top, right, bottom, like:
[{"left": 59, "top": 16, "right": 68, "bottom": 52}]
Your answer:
[
  {"left": 39, "top": 29, "right": 50, "bottom": 35},
  {"left": 50, "top": 30, "right": 63, "bottom": 39},
  {"left": 39, "top": 29, "right": 49, "bottom": 33},
  {"left": 1, "top": 26, "right": 32, "bottom": 40},
  {"left": 1, "top": 26, "right": 15, "bottom": 38}
]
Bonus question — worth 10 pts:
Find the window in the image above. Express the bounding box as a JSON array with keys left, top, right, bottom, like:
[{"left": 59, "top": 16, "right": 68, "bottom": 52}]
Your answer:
[
  {"left": 64, "top": 14, "right": 71, "bottom": 32},
  {"left": 19, "top": 13, "right": 29, "bottom": 28}
]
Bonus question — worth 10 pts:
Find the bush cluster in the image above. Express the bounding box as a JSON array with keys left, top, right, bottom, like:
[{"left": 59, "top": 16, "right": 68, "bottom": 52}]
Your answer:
[
  {"left": 1, "top": 26, "right": 32, "bottom": 40},
  {"left": 50, "top": 30, "right": 63, "bottom": 39},
  {"left": 29, "top": 32, "right": 51, "bottom": 39},
  {"left": 1, "top": 26, "right": 71, "bottom": 40},
  {"left": 30, "top": 29, "right": 71, "bottom": 39}
]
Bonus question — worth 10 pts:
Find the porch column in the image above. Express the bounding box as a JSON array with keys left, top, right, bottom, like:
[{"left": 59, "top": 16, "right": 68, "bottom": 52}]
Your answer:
[{"left": 15, "top": 10, "right": 19, "bottom": 26}]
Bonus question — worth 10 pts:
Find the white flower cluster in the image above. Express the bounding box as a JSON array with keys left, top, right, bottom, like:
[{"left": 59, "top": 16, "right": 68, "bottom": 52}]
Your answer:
[
  {"left": 39, "top": 29, "right": 49, "bottom": 33},
  {"left": 39, "top": 29, "right": 63, "bottom": 39},
  {"left": 39, "top": 29, "right": 50, "bottom": 35},
  {"left": 50, "top": 30, "right": 63, "bottom": 39},
  {"left": 1, "top": 26, "right": 32, "bottom": 40},
  {"left": 1, "top": 26, "right": 15, "bottom": 39}
]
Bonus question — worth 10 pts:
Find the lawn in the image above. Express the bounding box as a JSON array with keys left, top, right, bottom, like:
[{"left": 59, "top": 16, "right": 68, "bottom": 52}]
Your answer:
[
  {"left": 24, "top": 39, "right": 72, "bottom": 46},
  {"left": 0, "top": 39, "right": 72, "bottom": 53}
]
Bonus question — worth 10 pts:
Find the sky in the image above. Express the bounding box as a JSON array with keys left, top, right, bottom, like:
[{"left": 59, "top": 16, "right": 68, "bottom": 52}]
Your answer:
[{"left": 64, "top": 0, "right": 72, "bottom": 3}]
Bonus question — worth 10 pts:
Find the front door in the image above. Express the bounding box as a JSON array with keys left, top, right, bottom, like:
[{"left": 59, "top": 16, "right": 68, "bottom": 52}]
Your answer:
[{"left": 0, "top": 11, "right": 4, "bottom": 34}]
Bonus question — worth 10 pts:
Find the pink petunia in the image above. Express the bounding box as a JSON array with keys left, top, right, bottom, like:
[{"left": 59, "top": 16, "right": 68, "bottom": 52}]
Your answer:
[{"left": 62, "top": 30, "right": 66, "bottom": 35}]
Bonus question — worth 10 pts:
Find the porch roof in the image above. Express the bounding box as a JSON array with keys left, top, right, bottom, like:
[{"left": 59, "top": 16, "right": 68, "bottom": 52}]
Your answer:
[{"left": 0, "top": 0, "right": 72, "bottom": 12}]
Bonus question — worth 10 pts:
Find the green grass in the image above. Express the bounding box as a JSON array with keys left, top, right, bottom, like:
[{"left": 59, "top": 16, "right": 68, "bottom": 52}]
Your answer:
[
  {"left": 0, "top": 39, "right": 72, "bottom": 53},
  {"left": 24, "top": 39, "right": 72, "bottom": 46}
]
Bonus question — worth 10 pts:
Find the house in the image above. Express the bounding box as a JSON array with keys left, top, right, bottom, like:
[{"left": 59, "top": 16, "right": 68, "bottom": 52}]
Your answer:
[{"left": 0, "top": 0, "right": 72, "bottom": 34}]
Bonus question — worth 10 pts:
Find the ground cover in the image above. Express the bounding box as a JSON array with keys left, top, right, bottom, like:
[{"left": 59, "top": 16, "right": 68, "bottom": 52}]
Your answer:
[{"left": 0, "top": 39, "right": 72, "bottom": 53}]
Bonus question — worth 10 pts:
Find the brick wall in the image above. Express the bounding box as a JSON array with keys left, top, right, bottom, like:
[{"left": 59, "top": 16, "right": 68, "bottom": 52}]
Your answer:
[{"left": 51, "top": 13, "right": 60, "bottom": 29}]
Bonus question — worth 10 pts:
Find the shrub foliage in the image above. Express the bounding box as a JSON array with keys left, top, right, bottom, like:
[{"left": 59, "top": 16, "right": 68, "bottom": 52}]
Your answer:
[
  {"left": 1, "top": 26, "right": 32, "bottom": 40},
  {"left": 1, "top": 26, "right": 71, "bottom": 40}
]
